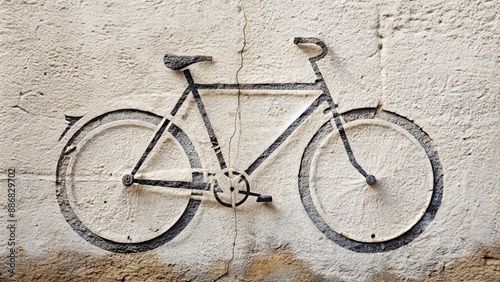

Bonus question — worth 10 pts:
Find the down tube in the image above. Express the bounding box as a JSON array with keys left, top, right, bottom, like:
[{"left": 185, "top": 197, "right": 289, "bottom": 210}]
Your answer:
[{"left": 244, "top": 94, "right": 328, "bottom": 176}]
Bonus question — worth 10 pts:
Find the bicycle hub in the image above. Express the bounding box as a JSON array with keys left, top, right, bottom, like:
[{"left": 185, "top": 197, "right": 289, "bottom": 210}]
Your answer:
[
  {"left": 366, "top": 175, "right": 376, "bottom": 185},
  {"left": 122, "top": 174, "right": 134, "bottom": 186}
]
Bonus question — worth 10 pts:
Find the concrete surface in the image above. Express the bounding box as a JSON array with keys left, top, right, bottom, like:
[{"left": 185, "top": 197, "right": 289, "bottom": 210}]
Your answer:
[{"left": 1, "top": 0, "right": 499, "bottom": 281}]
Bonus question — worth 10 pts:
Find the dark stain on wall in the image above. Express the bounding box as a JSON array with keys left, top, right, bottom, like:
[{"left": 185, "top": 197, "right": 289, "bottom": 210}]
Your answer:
[
  {"left": 2, "top": 245, "right": 498, "bottom": 281},
  {"left": 369, "top": 245, "right": 500, "bottom": 282},
  {"left": 244, "top": 246, "right": 335, "bottom": 282},
  {"left": 3, "top": 248, "right": 195, "bottom": 281}
]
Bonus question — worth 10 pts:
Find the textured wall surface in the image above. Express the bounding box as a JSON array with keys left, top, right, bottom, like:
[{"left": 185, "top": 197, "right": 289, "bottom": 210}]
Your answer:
[{"left": 1, "top": 0, "right": 499, "bottom": 281}]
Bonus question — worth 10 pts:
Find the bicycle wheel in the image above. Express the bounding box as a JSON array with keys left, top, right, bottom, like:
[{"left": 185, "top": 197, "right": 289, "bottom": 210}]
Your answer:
[
  {"left": 56, "top": 110, "right": 203, "bottom": 253},
  {"left": 299, "top": 108, "right": 443, "bottom": 253}
]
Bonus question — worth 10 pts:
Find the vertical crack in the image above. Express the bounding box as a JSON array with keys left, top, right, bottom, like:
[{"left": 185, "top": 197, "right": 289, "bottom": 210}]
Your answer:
[
  {"left": 375, "top": 6, "right": 386, "bottom": 105},
  {"left": 215, "top": 6, "right": 246, "bottom": 281},
  {"left": 214, "top": 207, "right": 238, "bottom": 282},
  {"left": 228, "top": 5, "right": 247, "bottom": 170}
]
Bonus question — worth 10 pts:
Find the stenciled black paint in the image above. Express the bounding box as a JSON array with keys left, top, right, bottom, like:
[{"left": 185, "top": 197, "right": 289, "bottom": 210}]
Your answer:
[{"left": 56, "top": 37, "right": 443, "bottom": 253}]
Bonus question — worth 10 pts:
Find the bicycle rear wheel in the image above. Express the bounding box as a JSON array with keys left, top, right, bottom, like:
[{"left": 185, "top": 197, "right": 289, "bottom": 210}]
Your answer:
[
  {"left": 56, "top": 110, "right": 202, "bottom": 253},
  {"left": 298, "top": 108, "right": 443, "bottom": 252}
]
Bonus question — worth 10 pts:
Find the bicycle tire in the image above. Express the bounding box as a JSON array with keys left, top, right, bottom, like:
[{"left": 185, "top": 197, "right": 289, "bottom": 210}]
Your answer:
[
  {"left": 298, "top": 108, "right": 443, "bottom": 253},
  {"left": 56, "top": 109, "right": 203, "bottom": 253}
]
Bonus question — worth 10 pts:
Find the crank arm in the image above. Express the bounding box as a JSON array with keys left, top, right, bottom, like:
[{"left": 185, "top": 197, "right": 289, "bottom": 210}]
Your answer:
[
  {"left": 238, "top": 190, "right": 273, "bottom": 203},
  {"left": 235, "top": 177, "right": 276, "bottom": 201}
]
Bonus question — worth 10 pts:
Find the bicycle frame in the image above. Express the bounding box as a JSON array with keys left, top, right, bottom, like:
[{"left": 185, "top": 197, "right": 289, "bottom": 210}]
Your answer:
[{"left": 128, "top": 37, "right": 373, "bottom": 196}]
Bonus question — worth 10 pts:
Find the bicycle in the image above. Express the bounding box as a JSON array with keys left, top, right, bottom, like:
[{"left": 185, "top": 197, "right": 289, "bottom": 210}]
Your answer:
[{"left": 56, "top": 37, "right": 443, "bottom": 253}]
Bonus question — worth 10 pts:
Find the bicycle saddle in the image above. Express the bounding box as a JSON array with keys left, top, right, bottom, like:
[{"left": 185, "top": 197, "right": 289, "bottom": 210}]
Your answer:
[{"left": 163, "top": 54, "right": 213, "bottom": 70}]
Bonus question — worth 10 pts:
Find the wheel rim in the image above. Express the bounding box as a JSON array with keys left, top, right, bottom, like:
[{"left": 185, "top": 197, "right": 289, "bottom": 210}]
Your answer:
[
  {"left": 298, "top": 108, "right": 443, "bottom": 252},
  {"left": 56, "top": 110, "right": 202, "bottom": 253}
]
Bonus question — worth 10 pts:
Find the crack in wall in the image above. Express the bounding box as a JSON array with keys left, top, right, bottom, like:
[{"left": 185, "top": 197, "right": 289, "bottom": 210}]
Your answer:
[
  {"left": 375, "top": 6, "right": 387, "bottom": 108},
  {"left": 227, "top": 6, "right": 247, "bottom": 169},
  {"left": 213, "top": 207, "right": 239, "bottom": 282},
  {"left": 11, "top": 104, "right": 61, "bottom": 122},
  {"left": 11, "top": 90, "right": 63, "bottom": 122},
  {"left": 216, "top": 5, "right": 247, "bottom": 281},
  {"left": 12, "top": 105, "right": 30, "bottom": 114}
]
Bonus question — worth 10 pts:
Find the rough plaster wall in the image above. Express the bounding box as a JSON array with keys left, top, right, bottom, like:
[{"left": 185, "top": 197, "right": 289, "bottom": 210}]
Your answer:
[{"left": 0, "top": 0, "right": 499, "bottom": 281}]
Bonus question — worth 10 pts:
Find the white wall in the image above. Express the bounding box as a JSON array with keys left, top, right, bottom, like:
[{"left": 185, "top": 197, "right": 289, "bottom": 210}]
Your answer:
[{"left": 1, "top": 0, "right": 498, "bottom": 281}]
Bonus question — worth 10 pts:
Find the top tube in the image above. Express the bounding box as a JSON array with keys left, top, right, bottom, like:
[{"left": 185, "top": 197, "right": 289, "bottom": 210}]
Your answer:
[
  {"left": 194, "top": 82, "right": 321, "bottom": 91},
  {"left": 192, "top": 38, "right": 329, "bottom": 91}
]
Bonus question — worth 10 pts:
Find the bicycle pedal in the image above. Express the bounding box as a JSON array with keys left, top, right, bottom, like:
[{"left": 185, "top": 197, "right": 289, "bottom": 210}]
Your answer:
[{"left": 256, "top": 195, "right": 272, "bottom": 203}]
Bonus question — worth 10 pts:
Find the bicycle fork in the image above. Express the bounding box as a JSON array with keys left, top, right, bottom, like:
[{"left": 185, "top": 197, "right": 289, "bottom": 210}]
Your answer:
[
  {"left": 298, "top": 38, "right": 377, "bottom": 185},
  {"left": 320, "top": 81, "right": 376, "bottom": 185}
]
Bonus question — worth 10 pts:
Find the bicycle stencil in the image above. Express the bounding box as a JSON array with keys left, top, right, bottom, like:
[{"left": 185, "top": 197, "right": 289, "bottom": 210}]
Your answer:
[{"left": 56, "top": 37, "right": 443, "bottom": 253}]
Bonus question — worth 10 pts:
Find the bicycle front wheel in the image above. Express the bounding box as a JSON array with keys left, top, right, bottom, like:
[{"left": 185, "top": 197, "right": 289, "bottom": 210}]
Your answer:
[
  {"left": 299, "top": 108, "right": 443, "bottom": 253},
  {"left": 56, "top": 110, "right": 203, "bottom": 253}
]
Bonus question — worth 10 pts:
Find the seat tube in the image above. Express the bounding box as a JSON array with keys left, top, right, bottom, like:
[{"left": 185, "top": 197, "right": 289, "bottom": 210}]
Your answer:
[{"left": 183, "top": 70, "right": 228, "bottom": 171}]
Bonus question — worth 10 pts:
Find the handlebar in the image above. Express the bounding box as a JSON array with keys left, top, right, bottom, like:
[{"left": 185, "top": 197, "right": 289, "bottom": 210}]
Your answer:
[{"left": 294, "top": 37, "right": 328, "bottom": 62}]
